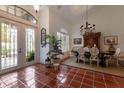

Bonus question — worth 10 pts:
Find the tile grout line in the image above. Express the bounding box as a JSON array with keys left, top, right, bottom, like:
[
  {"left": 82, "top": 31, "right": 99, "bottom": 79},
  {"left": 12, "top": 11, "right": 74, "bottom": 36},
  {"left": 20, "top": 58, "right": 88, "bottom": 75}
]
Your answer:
[
  {"left": 44, "top": 66, "right": 76, "bottom": 88},
  {"left": 103, "top": 74, "right": 107, "bottom": 88},
  {"left": 0, "top": 79, "right": 7, "bottom": 87},
  {"left": 81, "top": 70, "right": 95, "bottom": 87},
  {"left": 93, "top": 73, "right": 107, "bottom": 86},
  {"left": 80, "top": 70, "right": 86, "bottom": 88},
  {"left": 93, "top": 72, "right": 94, "bottom": 88},
  {"left": 36, "top": 66, "right": 59, "bottom": 87},
  {"left": 67, "top": 69, "right": 80, "bottom": 88},
  {"left": 1, "top": 64, "right": 124, "bottom": 88},
  {"left": 57, "top": 66, "right": 74, "bottom": 88},
  {"left": 34, "top": 66, "right": 56, "bottom": 88},
  {"left": 113, "top": 76, "right": 119, "bottom": 88},
  {"left": 66, "top": 68, "right": 78, "bottom": 87},
  {"left": 93, "top": 79, "right": 106, "bottom": 85}
]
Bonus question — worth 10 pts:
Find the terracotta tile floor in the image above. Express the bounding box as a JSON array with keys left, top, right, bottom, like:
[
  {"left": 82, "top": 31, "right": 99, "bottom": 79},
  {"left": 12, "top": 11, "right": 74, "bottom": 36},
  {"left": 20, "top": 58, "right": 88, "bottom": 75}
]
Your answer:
[{"left": 0, "top": 63, "right": 124, "bottom": 88}]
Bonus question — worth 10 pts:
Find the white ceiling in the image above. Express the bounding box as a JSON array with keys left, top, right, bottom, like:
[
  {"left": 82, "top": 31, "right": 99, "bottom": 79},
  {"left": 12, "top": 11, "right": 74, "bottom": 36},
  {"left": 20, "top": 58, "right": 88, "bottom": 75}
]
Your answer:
[{"left": 48, "top": 5, "right": 104, "bottom": 24}]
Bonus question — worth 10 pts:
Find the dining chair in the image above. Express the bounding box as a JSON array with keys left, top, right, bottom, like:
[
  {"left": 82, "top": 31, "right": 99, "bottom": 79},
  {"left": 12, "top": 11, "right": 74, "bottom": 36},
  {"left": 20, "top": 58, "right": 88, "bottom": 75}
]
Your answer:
[
  {"left": 77, "top": 47, "right": 85, "bottom": 63},
  {"left": 90, "top": 47, "right": 99, "bottom": 67},
  {"left": 83, "top": 46, "right": 92, "bottom": 64},
  {"left": 106, "top": 48, "right": 121, "bottom": 67}
]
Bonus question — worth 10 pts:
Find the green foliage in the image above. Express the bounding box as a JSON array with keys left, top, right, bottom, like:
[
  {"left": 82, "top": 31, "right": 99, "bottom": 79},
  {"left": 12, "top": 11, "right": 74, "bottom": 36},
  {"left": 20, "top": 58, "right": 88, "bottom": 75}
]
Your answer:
[
  {"left": 42, "top": 34, "right": 63, "bottom": 59},
  {"left": 1, "top": 48, "right": 11, "bottom": 56},
  {"left": 26, "top": 51, "right": 35, "bottom": 62},
  {"left": 45, "top": 34, "right": 57, "bottom": 46}
]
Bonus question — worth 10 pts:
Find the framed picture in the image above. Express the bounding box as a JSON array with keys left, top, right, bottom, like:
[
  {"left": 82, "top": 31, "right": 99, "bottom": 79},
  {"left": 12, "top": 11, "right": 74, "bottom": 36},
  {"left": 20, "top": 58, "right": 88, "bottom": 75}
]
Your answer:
[
  {"left": 104, "top": 35, "right": 118, "bottom": 45},
  {"left": 73, "top": 38, "right": 82, "bottom": 45},
  {"left": 41, "top": 28, "right": 46, "bottom": 45}
]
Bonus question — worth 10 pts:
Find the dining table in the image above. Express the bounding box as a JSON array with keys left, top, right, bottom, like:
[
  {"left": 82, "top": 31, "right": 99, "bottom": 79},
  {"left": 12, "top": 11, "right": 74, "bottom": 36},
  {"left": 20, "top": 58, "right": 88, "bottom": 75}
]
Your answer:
[
  {"left": 71, "top": 50, "right": 114, "bottom": 67},
  {"left": 99, "top": 51, "right": 114, "bottom": 67}
]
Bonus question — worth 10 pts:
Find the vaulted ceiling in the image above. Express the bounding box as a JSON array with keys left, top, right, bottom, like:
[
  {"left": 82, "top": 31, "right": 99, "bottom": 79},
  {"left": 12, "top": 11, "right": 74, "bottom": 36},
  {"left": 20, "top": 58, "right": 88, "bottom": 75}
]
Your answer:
[{"left": 49, "top": 5, "right": 105, "bottom": 24}]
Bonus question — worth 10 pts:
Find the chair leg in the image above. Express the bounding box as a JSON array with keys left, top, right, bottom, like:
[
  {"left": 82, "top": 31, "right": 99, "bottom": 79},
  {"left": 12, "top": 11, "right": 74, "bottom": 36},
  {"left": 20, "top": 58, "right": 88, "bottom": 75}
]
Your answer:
[
  {"left": 84, "top": 58, "right": 86, "bottom": 64},
  {"left": 90, "top": 59, "right": 92, "bottom": 65},
  {"left": 97, "top": 60, "right": 99, "bottom": 67},
  {"left": 117, "top": 59, "right": 119, "bottom": 67},
  {"left": 77, "top": 56, "right": 79, "bottom": 63},
  {"left": 106, "top": 60, "right": 108, "bottom": 67}
]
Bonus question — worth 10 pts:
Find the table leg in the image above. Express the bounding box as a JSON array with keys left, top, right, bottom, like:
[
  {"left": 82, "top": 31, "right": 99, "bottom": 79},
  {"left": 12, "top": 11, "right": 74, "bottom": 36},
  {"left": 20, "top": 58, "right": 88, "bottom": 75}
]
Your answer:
[{"left": 99, "top": 53, "right": 106, "bottom": 67}]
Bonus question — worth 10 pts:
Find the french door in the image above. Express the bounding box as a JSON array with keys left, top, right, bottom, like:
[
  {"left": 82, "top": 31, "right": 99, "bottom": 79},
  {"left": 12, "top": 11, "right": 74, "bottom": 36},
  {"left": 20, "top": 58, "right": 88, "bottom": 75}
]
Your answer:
[
  {"left": 0, "top": 21, "right": 20, "bottom": 73},
  {"left": 25, "top": 27, "right": 35, "bottom": 64},
  {"left": 0, "top": 19, "right": 36, "bottom": 74}
]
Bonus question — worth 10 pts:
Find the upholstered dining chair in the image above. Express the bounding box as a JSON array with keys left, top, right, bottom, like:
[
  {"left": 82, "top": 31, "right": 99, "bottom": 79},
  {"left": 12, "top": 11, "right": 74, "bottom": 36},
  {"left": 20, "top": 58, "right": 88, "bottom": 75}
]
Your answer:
[
  {"left": 106, "top": 48, "right": 121, "bottom": 67},
  {"left": 90, "top": 46, "right": 99, "bottom": 67},
  {"left": 78, "top": 47, "right": 85, "bottom": 63}
]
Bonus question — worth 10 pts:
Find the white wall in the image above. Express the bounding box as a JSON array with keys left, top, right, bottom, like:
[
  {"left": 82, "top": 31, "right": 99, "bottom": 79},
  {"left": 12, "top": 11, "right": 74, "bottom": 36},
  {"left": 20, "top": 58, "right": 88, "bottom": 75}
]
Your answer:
[
  {"left": 70, "top": 22, "right": 84, "bottom": 49},
  {"left": 39, "top": 6, "right": 50, "bottom": 64},
  {"left": 71, "top": 5, "right": 124, "bottom": 54},
  {"left": 49, "top": 9, "right": 72, "bottom": 50}
]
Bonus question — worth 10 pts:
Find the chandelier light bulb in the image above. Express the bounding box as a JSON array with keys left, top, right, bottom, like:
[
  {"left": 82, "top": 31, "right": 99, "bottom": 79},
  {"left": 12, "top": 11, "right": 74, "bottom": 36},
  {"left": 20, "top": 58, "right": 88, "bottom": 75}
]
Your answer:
[{"left": 34, "top": 5, "right": 40, "bottom": 13}]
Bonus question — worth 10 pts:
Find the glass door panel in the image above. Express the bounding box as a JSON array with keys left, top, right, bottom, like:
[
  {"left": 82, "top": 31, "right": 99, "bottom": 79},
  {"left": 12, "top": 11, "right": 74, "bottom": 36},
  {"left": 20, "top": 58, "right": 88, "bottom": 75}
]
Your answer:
[
  {"left": 0, "top": 22, "right": 18, "bottom": 69},
  {"left": 25, "top": 28, "right": 35, "bottom": 62}
]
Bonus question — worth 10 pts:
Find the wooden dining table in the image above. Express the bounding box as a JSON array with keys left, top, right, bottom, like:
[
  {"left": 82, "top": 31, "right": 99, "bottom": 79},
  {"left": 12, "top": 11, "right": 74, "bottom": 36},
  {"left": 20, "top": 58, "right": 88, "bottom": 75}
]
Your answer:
[
  {"left": 71, "top": 50, "right": 114, "bottom": 67},
  {"left": 99, "top": 51, "right": 114, "bottom": 67}
]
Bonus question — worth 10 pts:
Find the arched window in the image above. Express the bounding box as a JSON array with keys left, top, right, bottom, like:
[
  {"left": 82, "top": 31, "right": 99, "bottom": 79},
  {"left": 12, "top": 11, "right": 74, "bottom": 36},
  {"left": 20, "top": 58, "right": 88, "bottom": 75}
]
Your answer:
[{"left": 0, "top": 5, "right": 37, "bottom": 24}]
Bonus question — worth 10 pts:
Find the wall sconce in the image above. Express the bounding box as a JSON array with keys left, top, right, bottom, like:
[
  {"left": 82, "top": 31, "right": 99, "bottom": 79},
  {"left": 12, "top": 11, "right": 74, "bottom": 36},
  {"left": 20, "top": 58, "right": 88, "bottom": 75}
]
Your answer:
[{"left": 34, "top": 5, "right": 40, "bottom": 13}]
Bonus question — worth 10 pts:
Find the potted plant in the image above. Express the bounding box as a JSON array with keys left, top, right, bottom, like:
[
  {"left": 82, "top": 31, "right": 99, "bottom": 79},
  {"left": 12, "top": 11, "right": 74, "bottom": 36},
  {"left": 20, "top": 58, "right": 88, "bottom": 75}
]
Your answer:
[
  {"left": 26, "top": 51, "right": 35, "bottom": 62},
  {"left": 42, "top": 34, "right": 63, "bottom": 67}
]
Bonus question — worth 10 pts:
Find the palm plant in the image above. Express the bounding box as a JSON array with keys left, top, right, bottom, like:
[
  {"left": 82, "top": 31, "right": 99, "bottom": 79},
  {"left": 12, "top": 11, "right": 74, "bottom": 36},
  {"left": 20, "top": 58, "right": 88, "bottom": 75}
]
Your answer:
[{"left": 42, "top": 34, "right": 63, "bottom": 60}]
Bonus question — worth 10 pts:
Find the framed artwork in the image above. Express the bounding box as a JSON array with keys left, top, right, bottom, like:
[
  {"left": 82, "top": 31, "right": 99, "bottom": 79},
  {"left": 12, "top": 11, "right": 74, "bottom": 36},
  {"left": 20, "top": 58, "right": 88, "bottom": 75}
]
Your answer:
[
  {"left": 73, "top": 38, "right": 82, "bottom": 45},
  {"left": 41, "top": 28, "right": 46, "bottom": 45},
  {"left": 104, "top": 35, "right": 118, "bottom": 45}
]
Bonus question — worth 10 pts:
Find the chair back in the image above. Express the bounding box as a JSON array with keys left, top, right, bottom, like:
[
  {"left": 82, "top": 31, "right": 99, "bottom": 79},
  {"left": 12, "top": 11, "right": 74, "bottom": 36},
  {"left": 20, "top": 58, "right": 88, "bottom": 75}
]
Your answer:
[
  {"left": 78, "top": 47, "right": 84, "bottom": 55},
  {"left": 90, "top": 47, "right": 99, "bottom": 59},
  {"left": 115, "top": 48, "right": 121, "bottom": 57},
  {"left": 90, "top": 47, "right": 99, "bottom": 56}
]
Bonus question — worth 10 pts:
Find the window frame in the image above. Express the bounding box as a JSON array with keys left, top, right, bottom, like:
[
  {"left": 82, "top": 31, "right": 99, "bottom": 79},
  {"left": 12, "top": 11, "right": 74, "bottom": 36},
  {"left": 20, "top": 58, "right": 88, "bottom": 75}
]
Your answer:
[{"left": 57, "top": 31, "right": 69, "bottom": 52}]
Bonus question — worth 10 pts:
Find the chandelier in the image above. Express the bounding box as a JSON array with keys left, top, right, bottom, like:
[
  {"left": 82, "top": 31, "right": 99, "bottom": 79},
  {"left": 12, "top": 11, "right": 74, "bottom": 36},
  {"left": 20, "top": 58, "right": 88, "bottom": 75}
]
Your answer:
[{"left": 80, "top": 5, "right": 96, "bottom": 36}]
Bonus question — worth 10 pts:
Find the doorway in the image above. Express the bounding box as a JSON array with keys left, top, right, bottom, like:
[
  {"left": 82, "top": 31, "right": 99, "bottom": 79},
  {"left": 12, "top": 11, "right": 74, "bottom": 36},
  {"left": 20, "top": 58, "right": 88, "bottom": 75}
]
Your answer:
[{"left": 0, "top": 18, "right": 36, "bottom": 74}]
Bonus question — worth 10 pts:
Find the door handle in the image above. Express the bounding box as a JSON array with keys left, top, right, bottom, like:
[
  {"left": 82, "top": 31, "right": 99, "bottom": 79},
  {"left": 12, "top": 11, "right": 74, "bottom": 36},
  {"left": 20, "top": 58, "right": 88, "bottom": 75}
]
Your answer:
[{"left": 18, "top": 48, "right": 22, "bottom": 53}]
